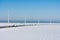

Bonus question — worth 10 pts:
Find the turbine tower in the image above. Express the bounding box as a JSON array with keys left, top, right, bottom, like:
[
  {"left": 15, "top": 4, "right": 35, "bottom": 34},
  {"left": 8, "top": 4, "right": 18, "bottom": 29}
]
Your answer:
[
  {"left": 25, "top": 16, "right": 26, "bottom": 24},
  {"left": 8, "top": 9, "right": 9, "bottom": 25}
]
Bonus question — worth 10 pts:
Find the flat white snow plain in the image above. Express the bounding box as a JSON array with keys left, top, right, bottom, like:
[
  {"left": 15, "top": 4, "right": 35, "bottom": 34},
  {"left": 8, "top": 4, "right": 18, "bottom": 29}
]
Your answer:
[{"left": 0, "top": 23, "right": 60, "bottom": 40}]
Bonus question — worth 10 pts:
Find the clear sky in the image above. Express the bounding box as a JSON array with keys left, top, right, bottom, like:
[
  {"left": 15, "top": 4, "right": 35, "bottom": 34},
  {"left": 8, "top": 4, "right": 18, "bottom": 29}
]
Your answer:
[{"left": 0, "top": 0, "right": 60, "bottom": 21}]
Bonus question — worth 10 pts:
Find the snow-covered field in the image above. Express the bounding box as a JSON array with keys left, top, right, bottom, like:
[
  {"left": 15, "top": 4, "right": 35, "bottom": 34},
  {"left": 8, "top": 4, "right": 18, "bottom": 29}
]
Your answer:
[{"left": 0, "top": 23, "right": 60, "bottom": 40}]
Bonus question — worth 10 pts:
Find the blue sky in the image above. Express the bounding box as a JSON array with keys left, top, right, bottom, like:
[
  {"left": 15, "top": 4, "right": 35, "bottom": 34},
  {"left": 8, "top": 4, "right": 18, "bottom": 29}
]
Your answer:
[{"left": 0, "top": 0, "right": 60, "bottom": 21}]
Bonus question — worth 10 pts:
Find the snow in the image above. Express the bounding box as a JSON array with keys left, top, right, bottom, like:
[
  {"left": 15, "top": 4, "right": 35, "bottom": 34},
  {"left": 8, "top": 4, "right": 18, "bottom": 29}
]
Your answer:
[{"left": 0, "top": 23, "right": 60, "bottom": 40}]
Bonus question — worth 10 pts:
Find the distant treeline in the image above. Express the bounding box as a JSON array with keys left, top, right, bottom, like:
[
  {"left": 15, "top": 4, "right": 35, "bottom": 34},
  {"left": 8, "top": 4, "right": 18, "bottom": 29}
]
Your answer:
[{"left": 0, "top": 20, "right": 60, "bottom": 23}]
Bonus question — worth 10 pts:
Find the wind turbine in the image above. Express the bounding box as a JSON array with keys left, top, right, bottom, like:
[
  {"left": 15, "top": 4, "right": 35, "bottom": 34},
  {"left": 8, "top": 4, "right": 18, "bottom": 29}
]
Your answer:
[
  {"left": 38, "top": 17, "right": 39, "bottom": 24},
  {"left": 50, "top": 17, "right": 52, "bottom": 24},
  {"left": 25, "top": 17, "right": 26, "bottom": 24},
  {"left": 8, "top": 9, "right": 10, "bottom": 26}
]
